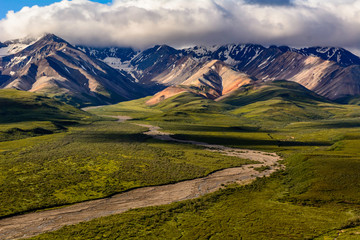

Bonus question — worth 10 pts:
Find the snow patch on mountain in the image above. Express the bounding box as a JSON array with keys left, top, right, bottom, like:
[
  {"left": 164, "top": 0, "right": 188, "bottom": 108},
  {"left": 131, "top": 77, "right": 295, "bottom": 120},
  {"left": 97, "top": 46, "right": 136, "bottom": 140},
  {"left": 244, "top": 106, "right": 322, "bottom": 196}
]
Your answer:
[
  {"left": 103, "top": 57, "right": 132, "bottom": 71},
  {"left": 0, "top": 44, "right": 28, "bottom": 56},
  {"left": 0, "top": 36, "right": 44, "bottom": 57}
]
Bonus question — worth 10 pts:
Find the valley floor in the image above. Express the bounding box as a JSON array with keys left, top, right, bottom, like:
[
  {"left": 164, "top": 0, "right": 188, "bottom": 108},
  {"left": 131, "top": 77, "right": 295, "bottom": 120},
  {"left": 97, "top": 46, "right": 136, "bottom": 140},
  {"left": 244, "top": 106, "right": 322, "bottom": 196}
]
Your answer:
[
  {"left": 1, "top": 90, "right": 360, "bottom": 239},
  {"left": 0, "top": 120, "right": 281, "bottom": 240}
]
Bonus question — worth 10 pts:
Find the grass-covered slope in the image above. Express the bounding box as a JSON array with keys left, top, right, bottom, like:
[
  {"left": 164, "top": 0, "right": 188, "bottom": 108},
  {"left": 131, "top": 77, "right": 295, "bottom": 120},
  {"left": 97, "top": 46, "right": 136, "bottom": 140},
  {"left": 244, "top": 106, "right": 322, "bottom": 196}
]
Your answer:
[
  {"left": 0, "top": 89, "right": 91, "bottom": 123},
  {"left": 219, "top": 80, "right": 328, "bottom": 106},
  {"left": 0, "top": 89, "right": 93, "bottom": 141},
  {"left": 90, "top": 80, "right": 359, "bottom": 129},
  {"left": 217, "top": 80, "right": 339, "bottom": 124}
]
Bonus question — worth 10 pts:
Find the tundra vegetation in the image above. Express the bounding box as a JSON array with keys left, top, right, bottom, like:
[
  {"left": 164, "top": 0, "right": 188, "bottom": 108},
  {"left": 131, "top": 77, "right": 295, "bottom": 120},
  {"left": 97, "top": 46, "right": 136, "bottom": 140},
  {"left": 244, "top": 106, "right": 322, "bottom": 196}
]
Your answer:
[{"left": 1, "top": 81, "right": 360, "bottom": 239}]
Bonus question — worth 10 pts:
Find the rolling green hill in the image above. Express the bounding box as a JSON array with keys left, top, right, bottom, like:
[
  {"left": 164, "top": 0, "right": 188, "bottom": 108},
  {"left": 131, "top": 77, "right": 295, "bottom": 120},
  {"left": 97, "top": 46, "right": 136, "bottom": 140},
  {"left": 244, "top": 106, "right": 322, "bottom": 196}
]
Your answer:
[
  {"left": 0, "top": 89, "right": 93, "bottom": 141},
  {"left": 219, "top": 80, "right": 328, "bottom": 106},
  {"left": 216, "top": 80, "right": 338, "bottom": 125},
  {"left": 91, "top": 80, "right": 357, "bottom": 128},
  {"left": 0, "top": 89, "right": 92, "bottom": 123}
]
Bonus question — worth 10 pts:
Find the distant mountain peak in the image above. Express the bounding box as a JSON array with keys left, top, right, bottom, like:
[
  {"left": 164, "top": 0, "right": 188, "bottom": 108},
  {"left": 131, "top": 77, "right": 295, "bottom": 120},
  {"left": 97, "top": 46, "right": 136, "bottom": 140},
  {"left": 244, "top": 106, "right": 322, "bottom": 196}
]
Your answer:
[
  {"left": 295, "top": 46, "right": 360, "bottom": 67},
  {"left": 31, "top": 33, "right": 71, "bottom": 48},
  {"left": 0, "top": 33, "right": 146, "bottom": 107},
  {"left": 147, "top": 44, "right": 179, "bottom": 54},
  {"left": 39, "top": 33, "right": 67, "bottom": 43},
  {"left": 269, "top": 45, "right": 294, "bottom": 53}
]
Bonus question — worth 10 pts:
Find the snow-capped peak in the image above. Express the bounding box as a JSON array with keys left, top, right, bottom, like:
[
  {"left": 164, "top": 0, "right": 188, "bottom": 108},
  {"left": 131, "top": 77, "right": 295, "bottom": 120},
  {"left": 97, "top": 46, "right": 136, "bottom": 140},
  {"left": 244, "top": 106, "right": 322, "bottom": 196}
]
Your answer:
[{"left": 296, "top": 46, "right": 360, "bottom": 67}]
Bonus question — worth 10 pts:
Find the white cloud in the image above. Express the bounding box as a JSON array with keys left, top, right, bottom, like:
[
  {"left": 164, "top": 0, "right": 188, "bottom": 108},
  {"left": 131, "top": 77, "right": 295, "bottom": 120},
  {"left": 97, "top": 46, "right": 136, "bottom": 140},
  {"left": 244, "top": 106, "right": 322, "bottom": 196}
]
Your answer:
[{"left": 0, "top": 0, "right": 360, "bottom": 51}]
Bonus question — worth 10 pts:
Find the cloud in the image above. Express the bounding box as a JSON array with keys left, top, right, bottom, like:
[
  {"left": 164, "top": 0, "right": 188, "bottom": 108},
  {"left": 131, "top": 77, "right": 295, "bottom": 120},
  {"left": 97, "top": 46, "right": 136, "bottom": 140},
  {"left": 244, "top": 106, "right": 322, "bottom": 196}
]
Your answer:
[
  {"left": 0, "top": 0, "right": 359, "bottom": 52},
  {"left": 245, "top": 0, "right": 292, "bottom": 6}
]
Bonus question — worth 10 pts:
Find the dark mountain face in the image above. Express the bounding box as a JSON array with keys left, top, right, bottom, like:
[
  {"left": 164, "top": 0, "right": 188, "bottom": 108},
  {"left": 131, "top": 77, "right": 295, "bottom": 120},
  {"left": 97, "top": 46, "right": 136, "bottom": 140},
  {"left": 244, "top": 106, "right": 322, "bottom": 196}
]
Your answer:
[
  {"left": 184, "top": 44, "right": 360, "bottom": 68},
  {"left": 0, "top": 34, "right": 147, "bottom": 107},
  {"left": 131, "top": 45, "right": 180, "bottom": 69},
  {"left": 184, "top": 44, "right": 268, "bottom": 65},
  {"left": 295, "top": 47, "right": 360, "bottom": 67},
  {"left": 76, "top": 44, "right": 186, "bottom": 86},
  {"left": 77, "top": 46, "right": 138, "bottom": 62},
  {"left": 129, "top": 45, "right": 185, "bottom": 83}
]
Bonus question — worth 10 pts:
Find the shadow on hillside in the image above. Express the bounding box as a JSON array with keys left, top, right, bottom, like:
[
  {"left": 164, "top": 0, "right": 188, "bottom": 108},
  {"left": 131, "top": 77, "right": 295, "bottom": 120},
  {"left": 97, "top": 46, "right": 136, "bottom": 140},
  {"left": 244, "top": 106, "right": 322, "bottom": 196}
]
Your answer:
[
  {"left": 291, "top": 121, "right": 360, "bottom": 130},
  {"left": 0, "top": 97, "right": 81, "bottom": 124},
  {"left": 313, "top": 122, "right": 360, "bottom": 129},
  {"left": 77, "top": 130, "right": 331, "bottom": 147},
  {"left": 172, "top": 134, "right": 331, "bottom": 147},
  {"left": 160, "top": 125, "right": 276, "bottom": 133},
  {"left": 77, "top": 132, "right": 150, "bottom": 143}
]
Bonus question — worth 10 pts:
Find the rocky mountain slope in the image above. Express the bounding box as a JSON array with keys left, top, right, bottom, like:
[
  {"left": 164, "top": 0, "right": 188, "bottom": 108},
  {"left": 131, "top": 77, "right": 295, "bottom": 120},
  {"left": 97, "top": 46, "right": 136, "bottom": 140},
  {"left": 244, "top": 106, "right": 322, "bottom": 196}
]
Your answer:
[
  {"left": 0, "top": 34, "right": 146, "bottom": 106},
  {"left": 146, "top": 60, "right": 254, "bottom": 105},
  {"left": 81, "top": 43, "right": 360, "bottom": 102},
  {"left": 295, "top": 47, "right": 360, "bottom": 67},
  {"left": 183, "top": 44, "right": 360, "bottom": 100}
]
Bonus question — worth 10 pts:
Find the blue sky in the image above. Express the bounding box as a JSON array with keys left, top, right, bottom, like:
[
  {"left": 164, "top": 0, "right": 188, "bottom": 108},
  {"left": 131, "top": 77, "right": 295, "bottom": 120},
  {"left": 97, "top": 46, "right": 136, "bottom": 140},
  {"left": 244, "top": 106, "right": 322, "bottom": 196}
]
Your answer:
[{"left": 0, "top": 0, "right": 111, "bottom": 19}]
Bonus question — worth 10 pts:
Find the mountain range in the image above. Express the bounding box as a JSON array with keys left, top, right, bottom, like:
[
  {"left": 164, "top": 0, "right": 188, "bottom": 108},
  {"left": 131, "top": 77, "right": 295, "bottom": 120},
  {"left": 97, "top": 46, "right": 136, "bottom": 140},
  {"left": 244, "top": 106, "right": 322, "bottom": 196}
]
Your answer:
[
  {"left": 1, "top": 33, "right": 360, "bottom": 106},
  {"left": 76, "top": 42, "right": 360, "bottom": 103}
]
